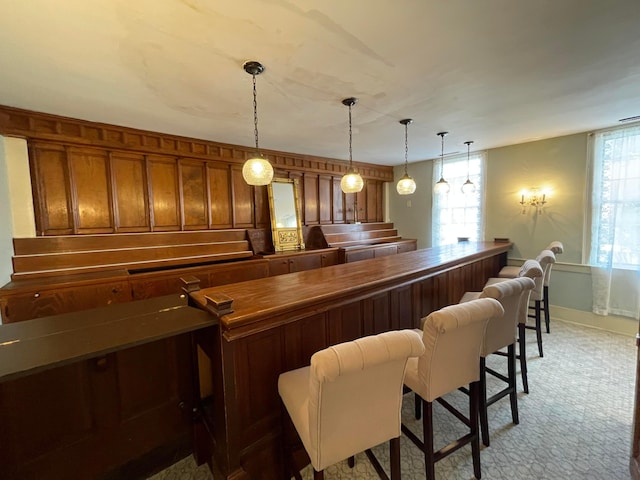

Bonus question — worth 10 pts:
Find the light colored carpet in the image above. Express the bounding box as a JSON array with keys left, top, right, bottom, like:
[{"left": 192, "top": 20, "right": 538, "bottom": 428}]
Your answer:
[{"left": 148, "top": 319, "right": 636, "bottom": 479}]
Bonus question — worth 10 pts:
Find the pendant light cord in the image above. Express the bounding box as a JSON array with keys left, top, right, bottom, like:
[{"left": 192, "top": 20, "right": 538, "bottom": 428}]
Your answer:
[
  {"left": 466, "top": 142, "right": 471, "bottom": 181},
  {"left": 440, "top": 133, "right": 444, "bottom": 178},
  {"left": 404, "top": 122, "right": 409, "bottom": 175},
  {"left": 348, "top": 102, "right": 353, "bottom": 167},
  {"left": 252, "top": 73, "right": 260, "bottom": 151}
]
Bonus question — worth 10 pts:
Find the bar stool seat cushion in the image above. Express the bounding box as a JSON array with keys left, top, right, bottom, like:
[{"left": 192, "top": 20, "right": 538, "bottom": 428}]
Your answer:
[{"left": 279, "top": 329, "right": 424, "bottom": 472}]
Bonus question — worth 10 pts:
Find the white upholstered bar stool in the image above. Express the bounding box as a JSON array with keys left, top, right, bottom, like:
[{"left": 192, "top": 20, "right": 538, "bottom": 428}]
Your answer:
[
  {"left": 485, "top": 259, "right": 543, "bottom": 394},
  {"left": 278, "top": 330, "right": 425, "bottom": 480},
  {"left": 523, "top": 250, "right": 555, "bottom": 355},
  {"left": 542, "top": 241, "right": 563, "bottom": 333},
  {"left": 495, "top": 251, "right": 555, "bottom": 356},
  {"left": 459, "top": 277, "right": 535, "bottom": 446},
  {"left": 402, "top": 298, "right": 504, "bottom": 480},
  {"left": 498, "top": 247, "right": 560, "bottom": 335}
]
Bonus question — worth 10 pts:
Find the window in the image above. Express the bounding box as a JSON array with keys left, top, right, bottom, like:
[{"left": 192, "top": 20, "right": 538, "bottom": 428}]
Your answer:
[
  {"left": 589, "top": 124, "right": 640, "bottom": 269},
  {"left": 588, "top": 124, "right": 640, "bottom": 318},
  {"left": 432, "top": 151, "right": 485, "bottom": 246}
]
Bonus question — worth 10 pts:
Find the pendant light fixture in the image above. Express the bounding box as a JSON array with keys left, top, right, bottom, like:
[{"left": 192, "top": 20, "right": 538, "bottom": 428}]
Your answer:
[
  {"left": 340, "top": 97, "right": 364, "bottom": 194},
  {"left": 396, "top": 119, "right": 417, "bottom": 195},
  {"left": 241, "top": 60, "right": 274, "bottom": 186},
  {"left": 434, "top": 131, "right": 450, "bottom": 194},
  {"left": 461, "top": 140, "right": 476, "bottom": 194}
]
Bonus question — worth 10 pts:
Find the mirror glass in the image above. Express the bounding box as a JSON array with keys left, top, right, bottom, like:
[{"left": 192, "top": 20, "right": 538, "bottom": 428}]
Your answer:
[{"left": 268, "top": 178, "right": 305, "bottom": 252}]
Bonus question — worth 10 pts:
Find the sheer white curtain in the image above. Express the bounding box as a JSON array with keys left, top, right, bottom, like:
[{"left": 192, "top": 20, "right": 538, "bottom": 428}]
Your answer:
[
  {"left": 432, "top": 152, "right": 485, "bottom": 246},
  {"left": 588, "top": 125, "right": 640, "bottom": 318}
]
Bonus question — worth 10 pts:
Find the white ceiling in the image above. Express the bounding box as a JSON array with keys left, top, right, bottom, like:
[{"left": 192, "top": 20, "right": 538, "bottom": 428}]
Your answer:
[{"left": 1, "top": 0, "right": 640, "bottom": 166}]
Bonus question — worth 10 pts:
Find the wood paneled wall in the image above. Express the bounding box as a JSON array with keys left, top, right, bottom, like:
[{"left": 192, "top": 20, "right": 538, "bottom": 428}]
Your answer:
[{"left": 0, "top": 106, "right": 392, "bottom": 236}]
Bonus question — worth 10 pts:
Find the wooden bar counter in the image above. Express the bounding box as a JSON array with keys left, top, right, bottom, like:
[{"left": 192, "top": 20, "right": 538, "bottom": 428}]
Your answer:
[{"left": 188, "top": 241, "right": 510, "bottom": 480}]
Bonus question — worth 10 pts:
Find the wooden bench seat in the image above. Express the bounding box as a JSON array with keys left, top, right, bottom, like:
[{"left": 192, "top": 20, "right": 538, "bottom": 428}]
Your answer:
[
  {"left": 11, "top": 230, "right": 253, "bottom": 279},
  {"left": 316, "top": 222, "right": 416, "bottom": 262}
]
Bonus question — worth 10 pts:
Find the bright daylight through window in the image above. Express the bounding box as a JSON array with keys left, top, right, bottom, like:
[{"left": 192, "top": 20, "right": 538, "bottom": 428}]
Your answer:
[
  {"left": 432, "top": 152, "right": 485, "bottom": 246},
  {"left": 589, "top": 124, "right": 640, "bottom": 269}
]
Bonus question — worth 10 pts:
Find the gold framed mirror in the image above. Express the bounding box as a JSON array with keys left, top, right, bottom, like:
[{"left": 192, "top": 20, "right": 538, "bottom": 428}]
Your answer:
[{"left": 267, "top": 178, "right": 305, "bottom": 252}]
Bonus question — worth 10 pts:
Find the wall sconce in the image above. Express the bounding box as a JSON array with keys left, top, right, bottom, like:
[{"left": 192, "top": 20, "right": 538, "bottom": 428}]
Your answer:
[{"left": 519, "top": 188, "right": 549, "bottom": 214}]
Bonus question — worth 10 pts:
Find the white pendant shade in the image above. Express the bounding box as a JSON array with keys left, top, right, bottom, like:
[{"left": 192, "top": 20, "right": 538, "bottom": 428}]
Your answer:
[
  {"left": 242, "top": 156, "right": 274, "bottom": 186},
  {"left": 396, "top": 174, "right": 417, "bottom": 195},
  {"left": 434, "top": 177, "right": 450, "bottom": 194},
  {"left": 461, "top": 179, "right": 476, "bottom": 194},
  {"left": 341, "top": 169, "right": 364, "bottom": 193}
]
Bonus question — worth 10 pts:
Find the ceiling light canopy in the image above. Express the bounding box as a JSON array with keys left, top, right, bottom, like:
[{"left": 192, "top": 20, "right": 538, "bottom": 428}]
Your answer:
[
  {"left": 340, "top": 97, "right": 364, "bottom": 194},
  {"left": 241, "top": 60, "right": 274, "bottom": 186},
  {"left": 434, "top": 131, "right": 450, "bottom": 194},
  {"left": 396, "top": 119, "right": 417, "bottom": 195}
]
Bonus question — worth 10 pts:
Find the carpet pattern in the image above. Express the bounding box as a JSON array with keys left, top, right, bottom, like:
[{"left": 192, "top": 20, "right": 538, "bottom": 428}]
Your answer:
[{"left": 148, "top": 319, "right": 636, "bottom": 479}]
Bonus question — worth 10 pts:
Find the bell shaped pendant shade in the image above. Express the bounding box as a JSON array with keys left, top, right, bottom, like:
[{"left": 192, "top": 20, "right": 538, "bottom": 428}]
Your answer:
[
  {"left": 340, "top": 97, "right": 364, "bottom": 194},
  {"left": 434, "top": 131, "right": 450, "bottom": 194},
  {"left": 397, "top": 173, "right": 417, "bottom": 195},
  {"left": 397, "top": 118, "right": 416, "bottom": 195},
  {"left": 241, "top": 60, "right": 274, "bottom": 186},
  {"left": 461, "top": 179, "right": 476, "bottom": 194},
  {"left": 461, "top": 140, "right": 476, "bottom": 194},
  {"left": 434, "top": 177, "right": 450, "bottom": 194},
  {"left": 242, "top": 155, "right": 274, "bottom": 186}
]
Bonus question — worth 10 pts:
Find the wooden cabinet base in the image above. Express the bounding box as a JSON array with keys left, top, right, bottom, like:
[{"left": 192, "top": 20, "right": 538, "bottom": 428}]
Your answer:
[{"left": 0, "top": 333, "right": 195, "bottom": 479}]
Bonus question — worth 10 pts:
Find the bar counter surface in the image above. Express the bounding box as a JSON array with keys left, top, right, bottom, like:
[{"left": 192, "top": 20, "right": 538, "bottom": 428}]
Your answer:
[{"left": 187, "top": 241, "right": 510, "bottom": 480}]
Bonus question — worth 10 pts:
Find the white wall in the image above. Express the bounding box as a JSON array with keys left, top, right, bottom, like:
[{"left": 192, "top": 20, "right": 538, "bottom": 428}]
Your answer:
[
  {"left": 0, "top": 136, "right": 33, "bottom": 289},
  {"left": 0, "top": 136, "right": 13, "bottom": 287}
]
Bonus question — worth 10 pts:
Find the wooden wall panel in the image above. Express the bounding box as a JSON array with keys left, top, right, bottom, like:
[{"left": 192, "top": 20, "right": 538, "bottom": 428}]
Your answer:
[
  {"left": 22, "top": 117, "right": 389, "bottom": 235},
  {"left": 231, "top": 167, "right": 254, "bottom": 227},
  {"left": 0, "top": 363, "right": 94, "bottom": 469},
  {"left": 318, "top": 175, "right": 332, "bottom": 224},
  {"left": 303, "top": 173, "right": 319, "bottom": 225},
  {"left": 68, "top": 148, "right": 112, "bottom": 233},
  {"left": 328, "top": 302, "right": 363, "bottom": 345},
  {"left": 236, "top": 329, "right": 283, "bottom": 431},
  {"left": 391, "top": 284, "right": 414, "bottom": 330},
  {"left": 180, "top": 161, "right": 208, "bottom": 229},
  {"left": 356, "top": 187, "right": 367, "bottom": 224},
  {"left": 148, "top": 157, "right": 181, "bottom": 230},
  {"left": 366, "top": 181, "right": 377, "bottom": 223},
  {"left": 254, "top": 185, "right": 270, "bottom": 229},
  {"left": 283, "top": 313, "right": 327, "bottom": 371},
  {"left": 111, "top": 152, "right": 149, "bottom": 231},
  {"left": 332, "top": 178, "right": 345, "bottom": 223},
  {"left": 363, "top": 292, "right": 390, "bottom": 336},
  {"left": 208, "top": 164, "right": 232, "bottom": 228},
  {"left": 376, "top": 181, "right": 384, "bottom": 221},
  {"left": 344, "top": 191, "right": 355, "bottom": 224},
  {"left": 115, "top": 340, "right": 175, "bottom": 420},
  {"left": 30, "top": 143, "right": 72, "bottom": 235}
]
